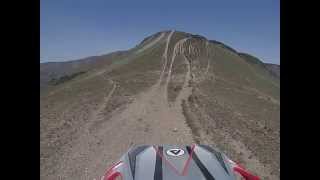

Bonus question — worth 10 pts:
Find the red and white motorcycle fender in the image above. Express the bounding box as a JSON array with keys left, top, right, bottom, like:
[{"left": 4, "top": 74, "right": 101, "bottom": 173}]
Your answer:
[{"left": 227, "top": 158, "right": 260, "bottom": 180}]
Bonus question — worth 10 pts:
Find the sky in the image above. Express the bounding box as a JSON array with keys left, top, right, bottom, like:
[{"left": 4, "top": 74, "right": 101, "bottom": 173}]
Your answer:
[{"left": 41, "top": 0, "right": 279, "bottom": 64}]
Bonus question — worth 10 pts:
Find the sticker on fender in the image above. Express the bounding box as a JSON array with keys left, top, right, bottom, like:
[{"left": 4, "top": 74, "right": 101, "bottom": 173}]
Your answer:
[{"left": 166, "top": 148, "right": 185, "bottom": 157}]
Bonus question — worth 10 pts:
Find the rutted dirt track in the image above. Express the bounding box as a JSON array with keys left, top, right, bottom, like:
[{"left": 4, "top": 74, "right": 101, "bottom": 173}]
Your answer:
[
  {"left": 49, "top": 30, "right": 201, "bottom": 180},
  {"left": 41, "top": 30, "right": 279, "bottom": 180}
]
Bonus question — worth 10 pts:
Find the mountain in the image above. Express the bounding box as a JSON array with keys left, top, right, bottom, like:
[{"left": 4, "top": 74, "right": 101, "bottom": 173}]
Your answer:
[
  {"left": 40, "top": 51, "right": 129, "bottom": 91},
  {"left": 40, "top": 30, "right": 280, "bottom": 180},
  {"left": 264, "top": 63, "right": 280, "bottom": 77}
]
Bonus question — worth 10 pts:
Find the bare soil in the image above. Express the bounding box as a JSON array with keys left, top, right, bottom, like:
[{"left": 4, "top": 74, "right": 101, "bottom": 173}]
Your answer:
[{"left": 40, "top": 31, "right": 279, "bottom": 180}]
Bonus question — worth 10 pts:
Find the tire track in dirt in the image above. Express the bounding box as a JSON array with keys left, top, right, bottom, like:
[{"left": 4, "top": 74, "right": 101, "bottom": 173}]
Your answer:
[
  {"left": 158, "top": 30, "right": 175, "bottom": 85},
  {"left": 205, "top": 41, "right": 211, "bottom": 76},
  {"left": 174, "top": 55, "right": 192, "bottom": 108},
  {"left": 164, "top": 37, "right": 190, "bottom": 102},
  {"left": 89, "top": 79, "right": 117, "bottom": 122}
]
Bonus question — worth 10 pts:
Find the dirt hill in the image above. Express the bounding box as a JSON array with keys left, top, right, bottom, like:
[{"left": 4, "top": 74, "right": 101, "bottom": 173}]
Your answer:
[{"left": 40, "top": 30, "right": 280, "bottom": 180}]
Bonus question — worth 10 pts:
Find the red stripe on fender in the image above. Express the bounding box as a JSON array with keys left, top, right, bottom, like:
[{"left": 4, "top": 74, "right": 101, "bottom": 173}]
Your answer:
[
  {"left": 105, "top": 172, "right": 122, "bottom": 180},
  {"left": 104, "top": 161, "right": 123, "bottom": 180},
  {"left": 181, "top": 144, "right": 196, "bottom": 176},
  {"left": 233, "top": 166, "right": 260, "bottom": 180}
]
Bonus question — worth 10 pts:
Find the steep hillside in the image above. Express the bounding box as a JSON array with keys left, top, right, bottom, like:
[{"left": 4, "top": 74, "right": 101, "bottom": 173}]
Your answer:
[
  {"left": 264, "top": 63, "right": 280, "bottom": 77},
  {"left": 40, "top": 51, "right": 129, "bottom": 92},
  {"left": 40, "top": 30, "right": 280, "bottom": 180}
]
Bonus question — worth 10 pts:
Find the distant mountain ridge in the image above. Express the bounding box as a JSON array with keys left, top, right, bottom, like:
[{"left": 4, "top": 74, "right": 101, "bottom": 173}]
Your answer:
[{"left": 40, "top": 31, "right": 279, "bottom": 91}]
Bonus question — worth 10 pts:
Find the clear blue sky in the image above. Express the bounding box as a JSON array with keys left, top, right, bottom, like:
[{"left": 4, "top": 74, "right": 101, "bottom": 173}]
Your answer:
[{"left": 41, "top": 0, "right": 279, "bottom": 64}]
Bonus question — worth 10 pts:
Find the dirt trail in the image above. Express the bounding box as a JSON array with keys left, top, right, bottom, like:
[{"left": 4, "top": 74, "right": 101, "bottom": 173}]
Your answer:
[
  {"left": 205, "top": 41, "right": 211, "bottom": 75},
  {"left": 164, "top": 37, "right": 190, "bottom": 101},
  {"left": 174, "top": 55, "right": 192, "bottom": 108},
  {"left": 158, "top": 30, "right": 174, "bottom": 84},
  {"left": 89, "top": 79, "right": 117, "bottom": 122},
  {"left": 53, "top": 30, "right": 196, "bottom": 180}
]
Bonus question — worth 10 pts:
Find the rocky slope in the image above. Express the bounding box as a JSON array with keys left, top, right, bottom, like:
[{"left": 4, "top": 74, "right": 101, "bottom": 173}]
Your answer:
[{"left": 40, "top": 30, "right": 280, "bottom": 180}]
